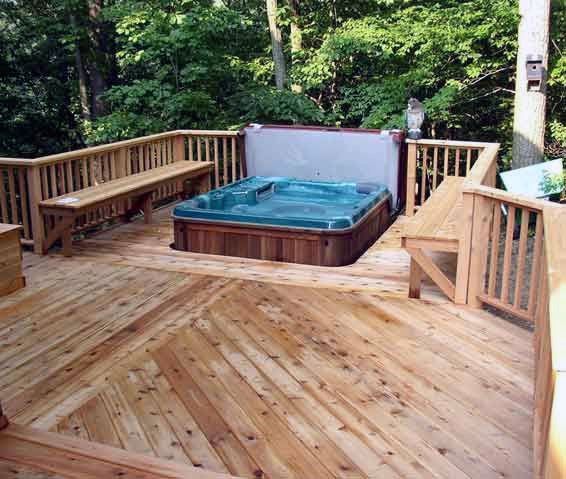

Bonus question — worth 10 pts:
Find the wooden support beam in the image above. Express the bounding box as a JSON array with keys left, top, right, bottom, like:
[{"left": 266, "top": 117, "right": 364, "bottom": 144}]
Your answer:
[
  {"left": 406, "top": 247, "right": 456, "bottom": 301},
  {"left": 408, "top": 257, "right": 423, "bottom": 299}
]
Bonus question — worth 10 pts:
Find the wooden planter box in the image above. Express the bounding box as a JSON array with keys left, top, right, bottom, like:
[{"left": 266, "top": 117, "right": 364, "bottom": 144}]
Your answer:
[
  {"left": 173, "top": 195, "right": 391, "bottom": 266},
  {"left": 0, "top": 224, "right": 26, "bottom": 296}
]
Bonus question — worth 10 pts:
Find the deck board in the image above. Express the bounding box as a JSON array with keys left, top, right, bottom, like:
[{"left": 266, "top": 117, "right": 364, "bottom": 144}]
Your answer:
[{"left": 0, "top": 205, "right": 534, "bottom": 478}]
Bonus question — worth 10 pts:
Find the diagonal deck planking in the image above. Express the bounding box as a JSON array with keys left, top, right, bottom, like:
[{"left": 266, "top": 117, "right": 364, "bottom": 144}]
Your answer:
[{"left": 0, "top": 205, "right": 534, "bottom": 478}]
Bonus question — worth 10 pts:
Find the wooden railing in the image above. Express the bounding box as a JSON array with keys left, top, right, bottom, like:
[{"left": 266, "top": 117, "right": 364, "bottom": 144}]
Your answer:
[
  {"left": 183, "top": 132, "right": 244, "bottom": 189},
  {"left": 534, "top": 206, "right": 566, "bottom": 478},
  {"left": 405, "top": 137, "right": 565, "bottom": 476},
  {"left": 461, "top": 185, "right": 548, "bottom": 322},
  {"left": 456, "top": 182, "right": 564, "bottom": 478},
  {"left": 0, "top": 130, "right": 244, "bottom": 253},
  {"left": 405, "top": 139, "right": 497, "bottom": 215}
]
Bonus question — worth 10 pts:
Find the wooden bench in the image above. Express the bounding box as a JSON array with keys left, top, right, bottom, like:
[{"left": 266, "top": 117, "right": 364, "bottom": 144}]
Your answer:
[
  {"left": 401, "top": 177, "right": 468, "bottom": 302},
  {"left": 0, "top": 224, "right": 26, "bottom": 296},
  {"left": 40, "top": 161, "right": 213, "bottom": 256}
]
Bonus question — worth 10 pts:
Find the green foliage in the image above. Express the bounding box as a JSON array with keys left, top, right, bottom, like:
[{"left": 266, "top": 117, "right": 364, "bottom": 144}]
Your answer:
[
  {"left": 0, "top": 1, "right": 81, "bottom": 156},
  {"left": 296, "top": 0, "right": 519, "bottom": 140},
  {"left": 540, "top": 169, "right": 565, "bottom": 200},
  {"left": 227, "top": 87, "right": 324, "bottom": 125},
  {"left": 550, "top": 121, "right": 566, "bottom": 145}
]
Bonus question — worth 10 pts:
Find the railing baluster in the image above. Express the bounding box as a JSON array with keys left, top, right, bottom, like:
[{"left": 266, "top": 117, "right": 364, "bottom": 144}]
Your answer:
[
  {"left": 223, "top": 137, "right": 228, "bottom": 186},
  {"left": 213, "top": 139, "right": 220, "bottom": 188},
  {"left": 56, "top": 163, "right": 66, "bottom": 195},
  {"left": 156, "top": 141, "right": 162, "bottom": 168},
  {"left": 438, "top": 148, "right": 442, "bottom": 191},
  {"left": 65, "top": 161, "right": 74, "bottom": 192},
  {"left": 0, "top": 169, "right": 9, "bottom": 223},
  {"left": 500, "top": 205, "right": 516, "bottom": 304},
  {"left": 89, "top": 157, "right": 97, "bottom": 186},
  {"left": 50, "top": 164, "right": 58, "bottom": 197},
  {"left": 231, "top": 137, "right": 237, "bottom": 183},
  {"left": 487, "top": 203, "right": 502, "bottom": 297},
  {"left": 188, "top": 136, "right": 194, "bottom": 161},
  {"left": 528, "top": 213, "right": 544, "bottom": 316},
  {"left": 513, "top": 208, "right": 530, "bottom": 309},
  {"left": 420, "top": 147, "right": 428, "bottom": 205}
]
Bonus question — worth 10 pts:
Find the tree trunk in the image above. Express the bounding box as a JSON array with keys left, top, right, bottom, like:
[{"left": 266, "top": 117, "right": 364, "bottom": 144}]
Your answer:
[
  {"left": 266, "top": 0, "right": 286, "bottom": 90},
  {"left": 70, "top": 14, "right": 91, "bottom": 121},
  {"left": 87, "top": 0, "right": 108, "bottom": 118},
  {"left": 511, "top": 0, "right": 551, "bottom": 169},
  {"left": 289, "top": 0, "right": 302, "bottom": 93}
]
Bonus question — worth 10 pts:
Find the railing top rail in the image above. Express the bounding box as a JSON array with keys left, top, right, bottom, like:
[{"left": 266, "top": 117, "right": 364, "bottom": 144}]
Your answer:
[
  {"left": 466, "top": 143, "right": 500, "bottom": 185},
  {"left": 406, "top": 139, "right": 497, "bottom": 149},
  {"left": 0, "top": 129, "right": 240, "bottom": 168},
  {"left": 543, "top": 206, "right": 566, "bottom": 372},
  {"left": 461, "top": 183, "right": 558, "bottom": 212},
  {"left": 0, "top": 158, "right": 36, "bottom": 166}
]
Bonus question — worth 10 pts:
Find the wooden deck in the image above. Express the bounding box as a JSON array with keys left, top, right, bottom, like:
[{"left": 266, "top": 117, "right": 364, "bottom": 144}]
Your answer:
[{"left": 0, "top": 205, "right": 534, "bottom": 479}]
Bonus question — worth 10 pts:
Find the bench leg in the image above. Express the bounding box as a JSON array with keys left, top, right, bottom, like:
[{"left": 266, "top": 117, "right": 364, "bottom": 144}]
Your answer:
[
  {"left": 408, "top": 257, "right": 423, "bottom": 299},
  {"left": 407, "top": 247, "right": 456, "bottom": 301},
  {"left": 142, "top": 193, "right": 153, "bottom": 224},
  {"left": 195, "top": 174, "right": 211, "bottom": 195},
  {"left": 61, "top": 227, "right": 73, "bottom": 257},
  {"left": 42, "top": 216, "right": 75, "bottom": 255}
]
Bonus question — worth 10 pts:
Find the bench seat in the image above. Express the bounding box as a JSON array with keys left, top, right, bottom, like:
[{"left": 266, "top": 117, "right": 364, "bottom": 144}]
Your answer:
[{"left": 40, "top": 161, "right": 213, "bottom": 256}]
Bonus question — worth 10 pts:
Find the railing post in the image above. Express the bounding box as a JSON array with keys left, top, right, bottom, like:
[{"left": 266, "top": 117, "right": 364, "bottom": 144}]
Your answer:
[
  {"left": 406, "top": 142, "right": 417, "bottom": 216},
  {"left": 237, "top": 130, "right": 247, "bottom": 178},
  {"left": 26, "top": 165, "right": 44, "bottom": 254},
  {"left": 174, "top": 135, "right": 186, "bottom": 162},
  {"left": 466, "top": 193, "right": 493, "bottom": 307},
  {"left": 115, "top": 148, "right": 127, "bottom": 178},
  {"left": 454, "top": 190, "right": 475, "bottom": 304}
]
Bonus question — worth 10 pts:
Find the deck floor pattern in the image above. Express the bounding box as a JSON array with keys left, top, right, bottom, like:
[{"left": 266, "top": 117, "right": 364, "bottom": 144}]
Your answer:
[{"left": 0, "top": 206, "right": 534, "bottom": 479}]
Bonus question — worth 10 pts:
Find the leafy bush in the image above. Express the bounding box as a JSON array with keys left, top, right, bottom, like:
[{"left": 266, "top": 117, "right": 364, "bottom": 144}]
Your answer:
[{"left": 226, "top": 87, "right": 325, "bottom": 126}]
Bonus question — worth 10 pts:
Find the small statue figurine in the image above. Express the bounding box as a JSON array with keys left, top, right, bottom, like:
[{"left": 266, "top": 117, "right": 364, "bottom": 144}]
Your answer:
[{"left": 406, "top": 98, "right": 425, "bottom": 139}]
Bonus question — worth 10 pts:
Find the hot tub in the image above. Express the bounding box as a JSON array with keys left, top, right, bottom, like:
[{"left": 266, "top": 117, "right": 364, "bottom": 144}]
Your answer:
[{"left": 172, "top": 176, "right": 391, "bottom": 266}]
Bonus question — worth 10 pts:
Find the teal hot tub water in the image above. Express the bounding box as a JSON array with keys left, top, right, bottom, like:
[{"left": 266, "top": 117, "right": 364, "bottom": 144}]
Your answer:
[{"left": 173, "top": 176, "right": 390, "bottom": 230}]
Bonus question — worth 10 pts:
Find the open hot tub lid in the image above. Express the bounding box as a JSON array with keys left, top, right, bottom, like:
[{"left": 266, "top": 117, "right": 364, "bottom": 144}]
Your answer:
[{"left": 173, "top": 176, "right": 391, "bottom": 230}]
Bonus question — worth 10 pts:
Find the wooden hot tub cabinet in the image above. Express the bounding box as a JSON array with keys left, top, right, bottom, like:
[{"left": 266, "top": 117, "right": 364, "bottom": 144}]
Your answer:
[{"left": 173, "top": 195, "right": 391, "bottom": 266}]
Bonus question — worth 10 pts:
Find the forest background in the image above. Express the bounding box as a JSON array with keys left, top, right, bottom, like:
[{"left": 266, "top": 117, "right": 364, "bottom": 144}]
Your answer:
[{"left": 0, "top": 0, "right": 564, "bottom": 170}]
